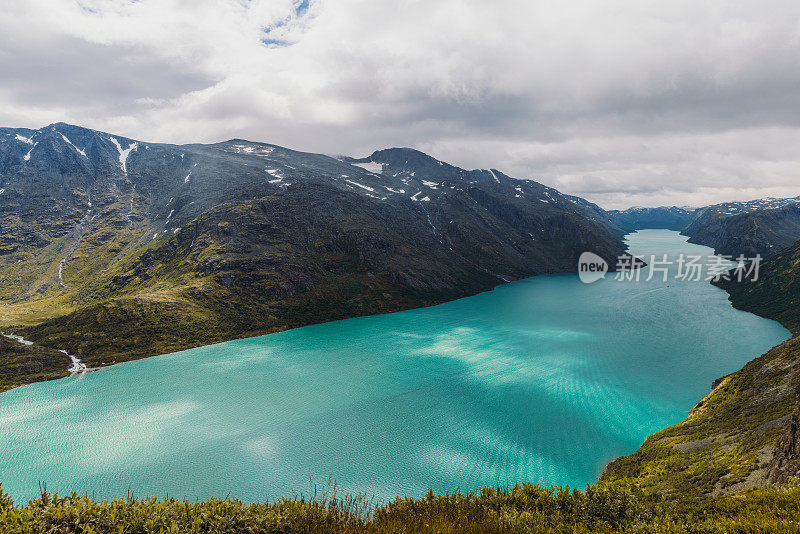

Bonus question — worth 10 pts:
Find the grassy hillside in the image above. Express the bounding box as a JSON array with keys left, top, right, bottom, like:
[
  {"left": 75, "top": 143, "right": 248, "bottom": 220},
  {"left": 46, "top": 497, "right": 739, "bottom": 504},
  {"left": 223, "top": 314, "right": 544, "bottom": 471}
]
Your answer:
[
  {"left": 601, "top": 337, "right": 800, "bottom": 497},
  {"left": 9, "top": 183, "right": 620, "bottom": 369},
  {"left": 2, "top": 482, "right": 800, "bottom": 533}
]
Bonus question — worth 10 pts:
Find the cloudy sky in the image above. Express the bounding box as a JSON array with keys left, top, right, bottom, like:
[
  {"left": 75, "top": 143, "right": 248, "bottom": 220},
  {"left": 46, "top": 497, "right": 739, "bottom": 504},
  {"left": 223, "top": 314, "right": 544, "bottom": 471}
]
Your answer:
[{"left": 2, "top": 0, "right": 800, "bottom": 209}]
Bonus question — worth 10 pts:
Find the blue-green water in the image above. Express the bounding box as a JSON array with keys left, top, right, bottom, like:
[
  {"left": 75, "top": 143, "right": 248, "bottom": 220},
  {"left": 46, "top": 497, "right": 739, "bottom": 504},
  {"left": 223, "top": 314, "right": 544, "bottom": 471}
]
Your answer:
[{"left": 0, "top": 230, "right": 790, "bottom": 503}]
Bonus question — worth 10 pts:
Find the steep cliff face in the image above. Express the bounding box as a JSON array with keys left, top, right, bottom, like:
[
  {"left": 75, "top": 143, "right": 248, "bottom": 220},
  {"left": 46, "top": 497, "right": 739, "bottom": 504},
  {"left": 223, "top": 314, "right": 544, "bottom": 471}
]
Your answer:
[
  {"left": 0, "top": 125, "right": 630, "bottom": 382},
  {"left": 715, "top": 240, "right": 800, "bottom": 334},
  {"left": 715, "top": 243, "right": 800, "bottom": 485},
  {"left": 767, "top": 383, "right": 800, "bottom": 484}
]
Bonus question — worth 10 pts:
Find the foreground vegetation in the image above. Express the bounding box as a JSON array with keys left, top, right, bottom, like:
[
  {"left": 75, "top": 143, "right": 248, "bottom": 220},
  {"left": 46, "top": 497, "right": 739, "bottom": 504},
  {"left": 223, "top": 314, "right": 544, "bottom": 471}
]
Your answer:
[{"left": 3, "top": 482, "right": 800, "bottom": 533}]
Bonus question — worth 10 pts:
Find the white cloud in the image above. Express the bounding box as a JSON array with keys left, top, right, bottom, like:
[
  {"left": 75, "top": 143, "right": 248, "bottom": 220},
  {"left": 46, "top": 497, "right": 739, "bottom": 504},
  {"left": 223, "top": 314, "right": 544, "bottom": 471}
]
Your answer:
[{"left": 2, "top": 0, "right": 800, "bottom": 208}]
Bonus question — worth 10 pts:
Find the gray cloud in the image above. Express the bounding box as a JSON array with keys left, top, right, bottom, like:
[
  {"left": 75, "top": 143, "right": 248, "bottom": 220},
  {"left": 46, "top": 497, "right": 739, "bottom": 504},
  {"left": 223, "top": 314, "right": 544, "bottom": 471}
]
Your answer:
[
  {"left": 2, "top": 0, "right": 800, "bottom": 209},
  {"left": 0, "top": 36, "right": 215, "bottom": 113}
]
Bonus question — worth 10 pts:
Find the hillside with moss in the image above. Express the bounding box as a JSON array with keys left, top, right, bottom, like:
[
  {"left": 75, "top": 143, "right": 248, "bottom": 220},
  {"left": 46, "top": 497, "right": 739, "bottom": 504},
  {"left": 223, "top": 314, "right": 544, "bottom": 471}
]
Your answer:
[{"left": 0, "top": 335, "right": 70, "bottom": 391}]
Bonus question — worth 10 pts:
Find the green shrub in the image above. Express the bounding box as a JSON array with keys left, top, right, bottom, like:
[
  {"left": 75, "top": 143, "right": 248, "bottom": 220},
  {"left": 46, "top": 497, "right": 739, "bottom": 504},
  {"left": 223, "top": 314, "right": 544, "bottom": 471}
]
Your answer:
[{"left": 0, "top": 484, "right": 12, "bottom": 513}]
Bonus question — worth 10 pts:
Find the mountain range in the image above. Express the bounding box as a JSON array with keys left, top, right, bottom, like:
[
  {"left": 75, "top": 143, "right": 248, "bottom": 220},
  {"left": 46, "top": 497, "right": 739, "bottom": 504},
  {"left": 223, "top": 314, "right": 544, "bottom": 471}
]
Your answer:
[
  {"left": 3, "top": 122, "right": 800, "bottom": 392},
  {"left": 0, "top": 123, "right": 629, "bottom": 389},
  {"left": 605, "top": 206, "right": 696, "bottom": 232}
]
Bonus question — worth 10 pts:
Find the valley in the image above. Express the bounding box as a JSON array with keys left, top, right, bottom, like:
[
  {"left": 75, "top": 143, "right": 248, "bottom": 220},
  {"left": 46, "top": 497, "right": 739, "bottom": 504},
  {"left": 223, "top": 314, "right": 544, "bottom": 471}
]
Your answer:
[
  {"left": 0, "top": 230, "right": 788, "bottom": 504},
  {"left": 3, "top": 123, "right": 800, "bottom": 522},
  {"left": 601, "top": 205, "right": 800, "bottom": 497}
]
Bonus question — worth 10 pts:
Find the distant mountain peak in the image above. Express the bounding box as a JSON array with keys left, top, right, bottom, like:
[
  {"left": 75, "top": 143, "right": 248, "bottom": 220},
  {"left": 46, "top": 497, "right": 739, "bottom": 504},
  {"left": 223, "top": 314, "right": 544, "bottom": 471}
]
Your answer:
[
  {"left": 369, "top": 147, "right": 446, "bottom": 166},
  {"left": 605, "top": 205, "right": 697, "bottom": 232},
  {"left": 701, "top": 195, "right": 800, "bottom": 217}
]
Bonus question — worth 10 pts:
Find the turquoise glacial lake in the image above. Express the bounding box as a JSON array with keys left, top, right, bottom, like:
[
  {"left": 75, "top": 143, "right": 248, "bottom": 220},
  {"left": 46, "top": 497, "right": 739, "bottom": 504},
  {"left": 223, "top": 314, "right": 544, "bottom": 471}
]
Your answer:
[{"left": 0, "top": 230, "right": 790, "bottom": 503}]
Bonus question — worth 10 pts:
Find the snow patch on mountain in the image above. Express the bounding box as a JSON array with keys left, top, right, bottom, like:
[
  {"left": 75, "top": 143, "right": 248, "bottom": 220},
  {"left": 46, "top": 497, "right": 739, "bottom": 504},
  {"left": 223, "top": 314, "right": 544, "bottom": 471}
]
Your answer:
[
  {"left": 705, "top": 196, "right": 800, "bottom": 217},
  {"left": 57, "top": 132, "right": 87, "bottom": 159},
  {"left": 109, "top": 137, "right": 138, "bottom": 174},
  {"left": 228, "top": 143, "right": 275, "bottom": 157},
  {"left": 350, "top": 161, "right": 383, "bottom": 174},
  {"left": 23, "top": 142, "right": 37, "bottom": 161},
  {"left": 344, "top": 179, "right": 375, "bottom": 192}
]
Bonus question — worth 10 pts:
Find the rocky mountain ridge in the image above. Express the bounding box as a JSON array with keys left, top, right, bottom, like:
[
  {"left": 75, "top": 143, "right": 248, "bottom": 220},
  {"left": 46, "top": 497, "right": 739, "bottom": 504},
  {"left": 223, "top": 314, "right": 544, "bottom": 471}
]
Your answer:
[{"left": 0, "top": 123, "right": 629, "bottom": 388}]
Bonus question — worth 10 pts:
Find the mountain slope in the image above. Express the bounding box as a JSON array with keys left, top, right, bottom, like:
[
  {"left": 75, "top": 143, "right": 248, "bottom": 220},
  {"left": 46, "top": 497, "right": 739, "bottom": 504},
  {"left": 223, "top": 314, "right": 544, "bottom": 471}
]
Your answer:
[
  {"left": 0, "top": 335, "right": 71, "bottom": 391},
  {"left": 682, "top": 198, "right": 800, "bottom": 257},
  {"left": 0, "top": 124, "right": 629, "bottom": 381}
]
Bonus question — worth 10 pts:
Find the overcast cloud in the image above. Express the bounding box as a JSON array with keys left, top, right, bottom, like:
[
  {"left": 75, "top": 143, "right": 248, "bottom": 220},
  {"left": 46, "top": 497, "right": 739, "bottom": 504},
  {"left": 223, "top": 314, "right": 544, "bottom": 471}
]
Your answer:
[{"left": 2, "top": 0, "right": 800, "bottom": 208}]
